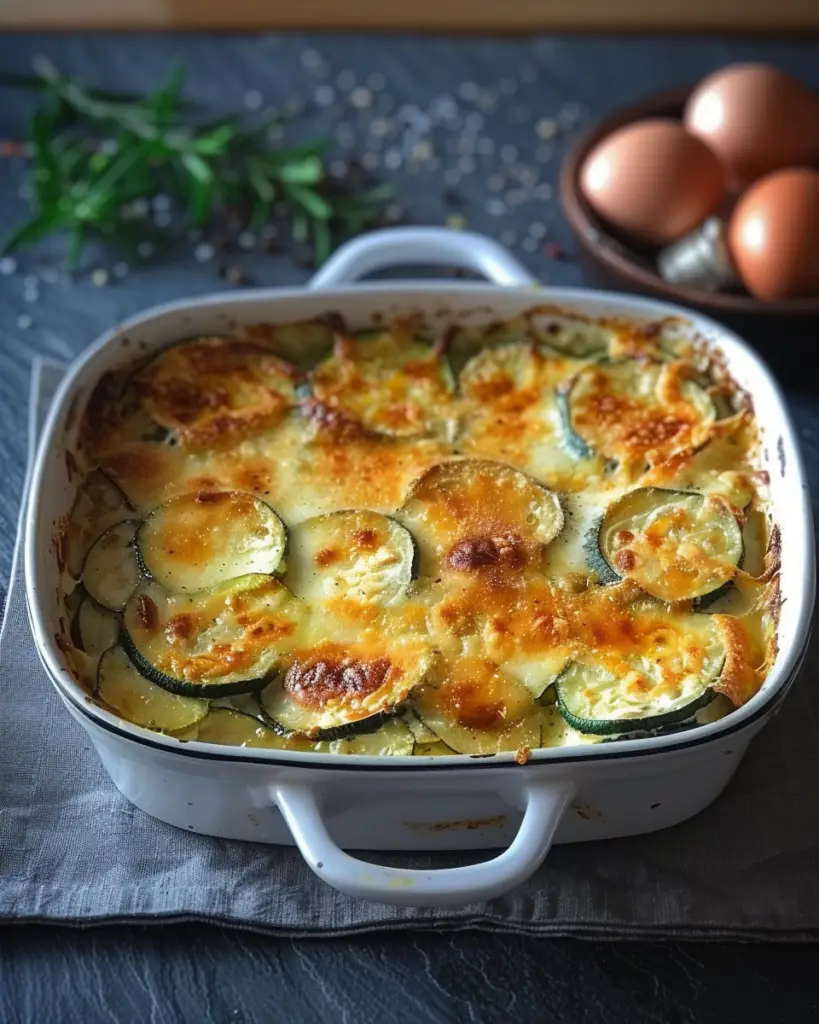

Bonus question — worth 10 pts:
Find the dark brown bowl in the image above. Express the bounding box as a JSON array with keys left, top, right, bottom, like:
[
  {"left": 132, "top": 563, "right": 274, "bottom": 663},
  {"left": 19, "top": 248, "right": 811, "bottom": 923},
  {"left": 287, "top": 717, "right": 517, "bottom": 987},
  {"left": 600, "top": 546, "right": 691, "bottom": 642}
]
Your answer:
[{"left": 559, "top": 86, "right": 819, "bottom": 374}]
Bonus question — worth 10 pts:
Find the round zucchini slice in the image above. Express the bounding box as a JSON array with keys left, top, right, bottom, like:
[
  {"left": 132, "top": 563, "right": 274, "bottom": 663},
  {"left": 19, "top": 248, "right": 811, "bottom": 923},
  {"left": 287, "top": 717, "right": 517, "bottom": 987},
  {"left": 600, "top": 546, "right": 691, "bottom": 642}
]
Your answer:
[
  {"left": 400, "top": 459, "right": 563, "bottom": 578},
  {"left": 137, "top": 491, "right": 287, "bottom": 594},
  {"left": 65, "top": 469, "right": 133, "bottom": 578},
  {"left": 459, "top": 340, "right": 548, "bottom": 396},
  {"left": 527, "top": 312, "right": 613, "bottom": 359},
  {"left": 83, "top": 519, "right": 142, "bottom": 611},
  {"left": 133, "top": 336, "right": 302, "bottom": 447},
  {"left": 259, "top": 640, "right": 432, "bottom": 739},
  {"left": 456, "top": 344, "right": 583, "bottom": 487},
  {"left": 595, "top": 488, "right": 743, "bottom": 601},
  {"left": 97, "top": 645, "right": 208, "bottom": 733},
  {"left": 412, "top": 657, "right": 542, "bottom": 755},
  {"left": 122, "top": 574, "right": 305, "bottom": 696},
  {"left": 73, "top": 596, "right": 120, "bottom": 656},
  {"left": 559, "top": 360, "right": 716, "bottom": 466},
  {"left": 310, "top": 328, "right": 455, "bottom": 437},
  {"left": 555, "top": 612, "right": 726, "bottom": 735},
  {"left": 556, "top": 662, "right": 717, "bottom": 736},
  {"left": 195, "top": 708, "right": 312, "bottom": 749},
  {"left": 285, "top": 509, "right": 415, "bottom": 605}
]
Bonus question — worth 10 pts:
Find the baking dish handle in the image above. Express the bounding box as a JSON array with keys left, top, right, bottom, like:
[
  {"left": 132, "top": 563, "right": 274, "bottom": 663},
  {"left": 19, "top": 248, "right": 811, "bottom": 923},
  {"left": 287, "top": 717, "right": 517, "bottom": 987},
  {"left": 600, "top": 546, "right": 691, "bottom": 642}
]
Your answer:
[
  {"left": 309, "top": 227, "right": 537, "bottom": 289},
  {"left": 273, "top": 778, "right": 574, "bottom": 907}
]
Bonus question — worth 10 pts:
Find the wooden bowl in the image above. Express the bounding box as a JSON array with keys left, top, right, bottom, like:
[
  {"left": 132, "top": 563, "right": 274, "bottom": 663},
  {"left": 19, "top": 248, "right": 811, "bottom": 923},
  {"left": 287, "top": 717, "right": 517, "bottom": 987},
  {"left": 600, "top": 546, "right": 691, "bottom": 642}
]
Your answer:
[{"left": 559, "top": 86, "right": 819, "bottom": 381}]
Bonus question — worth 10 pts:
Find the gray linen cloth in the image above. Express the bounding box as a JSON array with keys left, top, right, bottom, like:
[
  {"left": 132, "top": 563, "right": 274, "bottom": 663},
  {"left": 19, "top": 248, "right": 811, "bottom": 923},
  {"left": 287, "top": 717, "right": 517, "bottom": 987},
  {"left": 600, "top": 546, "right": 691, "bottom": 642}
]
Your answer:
[{"left": 1, "top": 359, "right": 818, "bottom": 939}]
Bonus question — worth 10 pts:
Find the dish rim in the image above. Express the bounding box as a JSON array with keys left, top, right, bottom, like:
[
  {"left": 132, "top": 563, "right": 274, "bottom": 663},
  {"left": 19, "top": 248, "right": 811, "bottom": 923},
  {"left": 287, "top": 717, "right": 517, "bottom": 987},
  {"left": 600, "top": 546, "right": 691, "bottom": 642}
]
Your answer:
[{"left": 24, "top": 278, "right": 816, "bottom": 771}]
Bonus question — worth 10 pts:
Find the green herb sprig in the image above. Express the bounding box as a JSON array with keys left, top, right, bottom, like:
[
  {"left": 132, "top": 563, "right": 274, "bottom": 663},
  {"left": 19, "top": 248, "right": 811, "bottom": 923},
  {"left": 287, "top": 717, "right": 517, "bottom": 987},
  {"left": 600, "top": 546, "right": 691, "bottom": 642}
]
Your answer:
[{"left": 0, "top": 57, "right": 392, "bottom": 268}]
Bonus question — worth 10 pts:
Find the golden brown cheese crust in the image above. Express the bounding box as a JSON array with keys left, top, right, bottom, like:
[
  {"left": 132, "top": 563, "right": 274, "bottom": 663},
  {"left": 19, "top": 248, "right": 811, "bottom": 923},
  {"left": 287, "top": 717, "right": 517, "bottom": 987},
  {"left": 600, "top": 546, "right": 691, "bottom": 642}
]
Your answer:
[
  {"left": 135, "top": 337, "right": 302, "bottom": 449},
  {"left": 63, "top": 314, "right": 777, "bottom": 749}
]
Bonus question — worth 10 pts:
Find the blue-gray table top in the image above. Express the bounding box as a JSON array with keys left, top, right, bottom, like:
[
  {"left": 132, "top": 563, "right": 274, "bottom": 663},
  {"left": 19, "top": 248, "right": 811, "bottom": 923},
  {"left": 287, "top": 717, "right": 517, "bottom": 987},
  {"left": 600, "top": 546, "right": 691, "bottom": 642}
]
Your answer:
[{"left": 2, "top": 31, "right": 818, "bottom": 1024}]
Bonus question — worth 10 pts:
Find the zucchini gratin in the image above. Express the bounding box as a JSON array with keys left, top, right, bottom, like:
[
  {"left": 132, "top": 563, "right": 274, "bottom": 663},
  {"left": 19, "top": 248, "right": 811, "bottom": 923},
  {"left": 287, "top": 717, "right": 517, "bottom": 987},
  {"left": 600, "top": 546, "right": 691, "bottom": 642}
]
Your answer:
[{"left": 57, "top": 309, "right": 780, "bottom": 758}]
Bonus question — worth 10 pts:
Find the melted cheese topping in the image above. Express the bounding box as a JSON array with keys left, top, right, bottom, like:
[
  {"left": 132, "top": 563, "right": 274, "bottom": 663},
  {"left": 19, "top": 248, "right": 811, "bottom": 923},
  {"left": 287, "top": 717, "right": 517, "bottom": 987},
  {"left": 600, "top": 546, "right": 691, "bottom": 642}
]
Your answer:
[
  {"left": 62, "top": 314, "right": 777, "bottom": 753},
  {"left": 569, "top": 360, "right": 715, "bottom": 469}
]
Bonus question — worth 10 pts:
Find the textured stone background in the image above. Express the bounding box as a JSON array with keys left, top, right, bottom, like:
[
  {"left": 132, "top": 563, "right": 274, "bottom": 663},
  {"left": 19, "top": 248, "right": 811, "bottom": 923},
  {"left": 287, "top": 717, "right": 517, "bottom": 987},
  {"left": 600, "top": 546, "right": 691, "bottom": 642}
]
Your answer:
[{"left": 1, "top": 32, "right": 818, "bottom": 1024}]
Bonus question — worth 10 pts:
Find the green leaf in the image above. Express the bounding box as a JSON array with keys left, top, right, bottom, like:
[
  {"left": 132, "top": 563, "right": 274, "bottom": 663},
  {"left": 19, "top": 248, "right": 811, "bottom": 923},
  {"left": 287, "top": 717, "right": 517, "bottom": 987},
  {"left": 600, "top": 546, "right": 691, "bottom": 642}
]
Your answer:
[
  {"left": 191, "top": 123, "right": 236, "bottom": 156},
  {"left": 187, "top": 174, "right": 214, "bottom": 224},
  {"left": 181, "top": 152, "right": 214, "bottom": 184},
  {"left": 150, "top": 65, "right": 186, "bottom": 126},
  {"left": 276, "top": 155, "right": 323, "bottom": 185},
  {"left": 246, "top": 157, "right": 276, "bottom": 203},
  {"left": 286, "top": 185, "right": 332, "bottom": 220}
]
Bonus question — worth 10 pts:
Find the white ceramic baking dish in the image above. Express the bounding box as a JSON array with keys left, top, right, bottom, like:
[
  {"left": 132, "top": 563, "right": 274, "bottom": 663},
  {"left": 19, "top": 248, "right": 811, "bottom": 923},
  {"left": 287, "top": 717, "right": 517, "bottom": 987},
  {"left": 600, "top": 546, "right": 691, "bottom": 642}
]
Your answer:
[{"left": 25, "top": 228, "right": 815, "bottom": 908}]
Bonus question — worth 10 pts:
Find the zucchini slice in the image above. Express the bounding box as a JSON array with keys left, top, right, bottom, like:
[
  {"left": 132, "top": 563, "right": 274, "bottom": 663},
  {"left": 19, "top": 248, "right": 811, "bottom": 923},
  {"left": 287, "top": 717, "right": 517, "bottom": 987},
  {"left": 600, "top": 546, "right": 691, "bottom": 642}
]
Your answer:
[
  {"left": 195, "top": 708, "right": 312, "bottom": 749},
  {"left": 595, "top": 488, "right": 743, "bottom": 601},
  {"left": 556, "top": 661, "right": 717, "bottom": 735},
  {"left": 83, "top": 519, "right": 142, "bottom": 611},
  {"left": 457, "top": 343, "right": 584, "bottom": 487},
  {"left": 259, "top": 640, "right": 432, "bottom": 739},
  {"left": 413, "top": 657, "right": 542, "bottom": 755},
  {"left": 310, "top": 327, "right": 455, "bottom": 437},
  {"left": 459, "top": 340, "right": 554, "bottom": 396},
  {"left": 74, "top": 596, "right": 120, "bottom": 656},
  {"left": 527, "top": 312, "right": 612, "bottom": 358},
  {"left": 97, "top": 645, "right": 208, "bottom": 732},
  {"left": 560, "top": 361, "right": 716, "bottom": 466},
  {"left": 285, "top": 509, "right": 415, "bottom": 605},
  {"left": 400, "top": 459, "right": 563, "bottom": 578},
  {"left": 555, "top": 612, "right": 726, "bottom": 734},
  {"left": 134, "top": 336, "right": 302, "bottom": 448},
  {"left": 122, "top": 574, "right": 306, "bottom": 696},
  {"left": 137, "top": 491, "right": 287, "bottom": 594},
  {"left": 65, "top": 470, "right": 133, "bottom": 578},
  {"left": 315, "top": 716, "right": 416, "bottom": 755}
]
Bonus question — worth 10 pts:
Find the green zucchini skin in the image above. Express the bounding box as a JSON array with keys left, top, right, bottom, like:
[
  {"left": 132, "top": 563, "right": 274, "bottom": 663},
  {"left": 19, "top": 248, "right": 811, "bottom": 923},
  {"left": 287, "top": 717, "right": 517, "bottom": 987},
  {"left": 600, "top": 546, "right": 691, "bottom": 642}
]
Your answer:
[
  {"left": 82, "top": 519, "right": 142, "bottom": 611},
  {"left": 259, "top": 646, "right": 431, "bottom": 740},
  {"left": 558, "top": 687, "right": 717, "bottom": 736},
  {"left": 97, "top": 645, "right": 208, "bottom": 732},
  {"left": 121, "top": 575, "right": 301, "bottom": 697},
  {"left": 591, "top": 487, "right": 744, "bottom": 602},
  {"left": 583, "top": 516, "right": 619, "bottom": 585},
  {"left": 314, "top": 716, "right": 416, "bottom": 755},
  {"left": 136, "top": 491, "right": 288, "bottom": 595},
  {"left": 66, "top": 469, "right": 134, "bottom": 579},
  {"left": 555, "top": 660, "right": 720, "bottom": 736},
  {"left": 259, "top": 692, "right": 396, "bottom": 742},
  {"left": 73, "top": 595, "right": 120, "bottom": 656},
  {"left": 556, "top": 384, "right": 593, "bottom": 460},
  {"left": 194, "top": 708, "right": 310, "bottom": 749},
  {"left": 120, "top": 628, "right": 274, "bottom": 698}
]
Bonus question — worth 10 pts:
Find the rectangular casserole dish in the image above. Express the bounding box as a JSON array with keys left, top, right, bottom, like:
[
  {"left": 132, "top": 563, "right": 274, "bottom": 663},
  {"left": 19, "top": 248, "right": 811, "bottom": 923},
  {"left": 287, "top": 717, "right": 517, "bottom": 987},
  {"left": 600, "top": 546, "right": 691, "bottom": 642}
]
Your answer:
[{"left": 24, "top": 227, "right": 815, "bottom": 907}]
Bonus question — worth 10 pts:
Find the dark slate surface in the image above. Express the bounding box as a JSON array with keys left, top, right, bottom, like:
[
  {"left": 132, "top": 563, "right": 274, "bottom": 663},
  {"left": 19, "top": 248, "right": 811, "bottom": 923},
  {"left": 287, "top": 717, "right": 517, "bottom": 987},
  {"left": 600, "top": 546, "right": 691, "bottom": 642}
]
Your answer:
[{"left": 1, "top": 32, "right": 818, "bottom": 1024}]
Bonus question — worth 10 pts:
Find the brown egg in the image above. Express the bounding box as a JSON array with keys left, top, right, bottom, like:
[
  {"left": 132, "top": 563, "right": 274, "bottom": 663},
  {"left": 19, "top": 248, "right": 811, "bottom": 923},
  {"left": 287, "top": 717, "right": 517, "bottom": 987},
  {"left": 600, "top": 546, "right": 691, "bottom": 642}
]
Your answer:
[
  {"left": 728, "top": 168, "right": 819, "bottom": 300},
  {"left": 684, "top": 63, "right": 819, "bottom": 190},
  {"left": 580, "top": 118, "right": 725, "bottom": 246}
]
